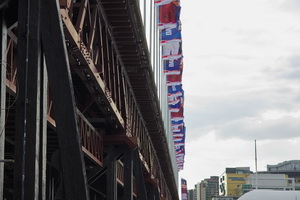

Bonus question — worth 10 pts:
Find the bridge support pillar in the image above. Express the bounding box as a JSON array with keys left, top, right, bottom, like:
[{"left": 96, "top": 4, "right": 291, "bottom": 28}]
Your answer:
[
  {"left": 133, "top": 149, "right": 148, "bottom": 200},
  {"left": 0, "top": 7, "right": 6, "bottom": 200},
  {"left": 13, "top": 0, "right": 45, "bottom": 199},
  {"left": 124, "top": 146, "right": 133, "bottom": 200},
  {"left": 147, "top": 184, "right": 160, "bottom": 200},
  {"left": 40, "top": 0, "right": 90, "bottom": 199},
  {"left": 107, "top": 155, "right": 118, "bottom": 200}
]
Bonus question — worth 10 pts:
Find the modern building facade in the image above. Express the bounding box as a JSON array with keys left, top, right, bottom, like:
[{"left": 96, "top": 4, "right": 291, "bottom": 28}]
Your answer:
[
  {"left": 220, "top": 165, "right": 298, "bottom": 199},
  {"left": 219, "top": 167, "right": 252, "bottom": 198}
]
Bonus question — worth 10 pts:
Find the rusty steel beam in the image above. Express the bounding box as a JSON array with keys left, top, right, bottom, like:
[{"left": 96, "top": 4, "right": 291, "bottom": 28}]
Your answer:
[
  {"left": 75, "top": 0, "right": 88, "bottom": 33},
  {"left": 87, "top": 7, "right": 97, "bottom": 51},
  {"left": 60, "top": 9, "right": 125, "bottom": 130}
]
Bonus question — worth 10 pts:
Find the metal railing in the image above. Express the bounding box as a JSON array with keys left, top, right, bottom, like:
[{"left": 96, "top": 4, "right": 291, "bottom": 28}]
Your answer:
[{"left": 59, "top": 1, "right": 172, "bottom": 196}]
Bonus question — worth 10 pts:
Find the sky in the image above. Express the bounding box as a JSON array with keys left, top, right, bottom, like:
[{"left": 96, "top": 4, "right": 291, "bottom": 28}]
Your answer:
[{"left": 179, "top": 0, "right": 300, "bottom": 189}]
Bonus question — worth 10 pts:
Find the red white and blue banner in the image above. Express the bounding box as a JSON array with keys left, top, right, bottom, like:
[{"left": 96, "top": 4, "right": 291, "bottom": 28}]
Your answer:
[
  {"left": 181, "top": 178, "right": 188, "bottom": 200},
  {"left": 156, "top": 0, "right": 185, "bottom": 171}
]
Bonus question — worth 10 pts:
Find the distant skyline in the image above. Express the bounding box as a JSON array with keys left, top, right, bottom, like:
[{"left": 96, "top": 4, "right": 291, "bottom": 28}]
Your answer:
[{"left": 179, "top": 0, "right": 300, "bottom": 189}]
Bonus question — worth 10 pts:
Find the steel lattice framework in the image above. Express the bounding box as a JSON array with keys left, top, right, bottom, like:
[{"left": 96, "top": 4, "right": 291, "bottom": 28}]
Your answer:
[{"left": 0, "top": 0, "right": 179, "bottom": 199}]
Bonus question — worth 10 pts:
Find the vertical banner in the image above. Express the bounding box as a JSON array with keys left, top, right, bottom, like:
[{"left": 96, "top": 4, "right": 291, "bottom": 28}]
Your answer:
[
  {"left": 181, "top": 178, "right": 188, "bottom": 200},
  {"left": 156, "top": 0, "right": 185, "bottom": 171}
]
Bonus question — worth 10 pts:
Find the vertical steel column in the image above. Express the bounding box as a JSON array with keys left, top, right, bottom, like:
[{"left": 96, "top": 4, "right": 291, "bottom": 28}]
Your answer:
[
  {"left": 41, "top": 0, "right": 89, "bottom": 199},
  {"left": 133, "top": 149, "right": 148, "bottom": 200},
  {"left": 147, "top": 185, "right": 159, "bottom": 200},
  {"left": 14, "top": 0, "right": 42, "bottom": 199},
  {"left": 39, "top": 58, "right": 47, "bottom": 199},
  {"left": 0, "top": 8, "right": 7, "bottom": 200},
  {"left": 107, "top": 149, "right": 118, "bottom": 200},
  {"left": 124, "top": 147, "right": 133, "bottom": 200}
]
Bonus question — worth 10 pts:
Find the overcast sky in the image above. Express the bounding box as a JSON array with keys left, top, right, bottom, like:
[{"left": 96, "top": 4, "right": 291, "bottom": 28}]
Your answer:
[{"left": 179, "top": 0, "right": 300, "bottom": 189}]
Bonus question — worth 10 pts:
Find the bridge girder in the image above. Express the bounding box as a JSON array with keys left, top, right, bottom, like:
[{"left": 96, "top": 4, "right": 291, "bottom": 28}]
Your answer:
[{"left": 0, "top": 0, "right": 179, "bottom": 199}]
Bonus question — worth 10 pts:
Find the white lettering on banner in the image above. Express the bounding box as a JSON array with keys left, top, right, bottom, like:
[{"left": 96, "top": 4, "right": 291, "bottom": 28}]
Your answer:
[
  {"left": 166, "top": 28, "right": 172, "bottom": 35},
  {"left": 168, "top": 59, "right": 174, "bottom": 67}
]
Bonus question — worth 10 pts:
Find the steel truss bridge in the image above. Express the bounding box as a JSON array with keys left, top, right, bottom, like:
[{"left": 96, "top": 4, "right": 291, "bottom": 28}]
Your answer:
[{"left": 0, "top": 0, "right": 179, "bottom": 199}]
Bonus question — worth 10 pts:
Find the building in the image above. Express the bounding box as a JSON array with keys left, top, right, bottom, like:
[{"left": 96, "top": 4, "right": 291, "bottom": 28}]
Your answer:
[
  {"left": 267, "top": 160, "right": 300, "bottom": 171},
  {"left": 219, "top": 167, "right": 253, "bottom": 198},
  {"left": 188, "top": 189, "right": 195, "bottom": 200},
  {"left": 220, "top": 165, "right": 297, "bottom": 199},
  {"left": 195, "top": 182, "right": 201, "bottom": 200},
  {"left": 199, "top": 176, "right": 219, "bottom": 200},
  {"left": 246, "top": 174, "right": 295, "bottom": 191},
  {"left": 265, "top": 160, "right": 300, "bottom": 190},
  {"left": 212, "top": 196, "right": 234, "bottom": 200},
  {"left": 235, "top": 184, "right": 252, "bottom": 197},
  {"left": 219, "top": 162, "right": 300, "bottom": 200}
]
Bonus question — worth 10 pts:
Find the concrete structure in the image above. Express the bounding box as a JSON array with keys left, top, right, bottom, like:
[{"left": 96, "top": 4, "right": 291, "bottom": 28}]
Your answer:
[{"left": 199, "top": 176, "right": 219, "bottom": 200}]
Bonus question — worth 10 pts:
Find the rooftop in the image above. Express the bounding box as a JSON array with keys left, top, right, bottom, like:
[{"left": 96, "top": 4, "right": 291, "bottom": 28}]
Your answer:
[{"left": 238, "top": 190, "right": 300, "bottom": 200}]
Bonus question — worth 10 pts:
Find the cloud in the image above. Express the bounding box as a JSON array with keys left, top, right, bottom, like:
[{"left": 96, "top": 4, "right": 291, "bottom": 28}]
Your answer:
[
  {"left": 216, "top": 116, "right": 300, "bottom": 140},
  {"left": 280, "top": 0, "right": 300, "bottom": 14},
  {"left": 185, "top": 84, "right": 300, "bottom": 141},
  {"left": 259, "top": 55, "right": 300, "bottom": 81},
  {"left": 277, "top": 55, "right": 300, "bottom": 80},
  {"left": 287, "top": 55, "right": 300, "bottom": 68}
]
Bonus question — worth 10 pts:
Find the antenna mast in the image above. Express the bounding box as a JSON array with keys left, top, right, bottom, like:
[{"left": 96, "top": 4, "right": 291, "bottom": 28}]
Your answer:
[{"left": 255, "top": 140, "right": 258, "bottom": 189}]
